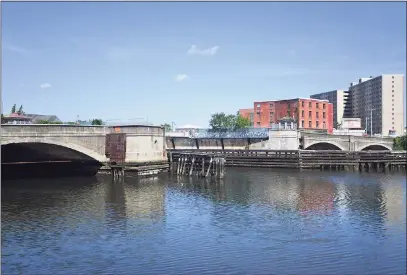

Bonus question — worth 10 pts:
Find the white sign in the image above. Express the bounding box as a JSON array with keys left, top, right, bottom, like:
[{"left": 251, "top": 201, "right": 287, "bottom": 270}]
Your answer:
[{"left": 342, "top": 118, "right": 361, "bottom": 129}]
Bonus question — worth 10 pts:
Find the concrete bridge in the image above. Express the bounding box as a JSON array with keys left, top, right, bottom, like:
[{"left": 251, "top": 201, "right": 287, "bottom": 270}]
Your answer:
[
  {"left": 2, "top": 125, "right": 395, "bottom": 166},
  {"left": 1, "top": 124, "right": 166, "bottom": 165},
  {"left": 300, "top": 132, "right": 394, "bottom": 151}
]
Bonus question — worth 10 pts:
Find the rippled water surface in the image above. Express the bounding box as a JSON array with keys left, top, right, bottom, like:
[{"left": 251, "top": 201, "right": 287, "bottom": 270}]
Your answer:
[{"left": 2, "top": 168, "right": 406, "bottom": 275}]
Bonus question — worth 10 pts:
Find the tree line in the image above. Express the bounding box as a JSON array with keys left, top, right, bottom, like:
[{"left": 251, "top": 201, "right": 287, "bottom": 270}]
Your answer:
[
  {"left": 394, "top": 135, "right": 407, "bottom": 150},
  {"left": 209, "top": 112, "right": 251, "bottom": 130}
]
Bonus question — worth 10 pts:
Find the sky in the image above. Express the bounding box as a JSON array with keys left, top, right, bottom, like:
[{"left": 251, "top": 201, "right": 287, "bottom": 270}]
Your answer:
[{"left": 2, "top": 2, "right": 406, "bottom": 127}]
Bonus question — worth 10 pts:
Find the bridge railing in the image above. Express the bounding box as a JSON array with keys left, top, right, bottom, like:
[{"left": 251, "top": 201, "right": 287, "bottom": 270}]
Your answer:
[
  {"left": 0, "top": 124, "right": 109, "bottom": 137},
  {"left": 190, "top": 128, "right": 269, "bottom": 139}
]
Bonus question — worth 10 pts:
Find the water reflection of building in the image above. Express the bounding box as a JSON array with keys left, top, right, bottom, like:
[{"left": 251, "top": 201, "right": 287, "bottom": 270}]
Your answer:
[
  {"left": 248, "top": 175, "right": 301, "bottom": 210},
  {"left": 296, "top": 178, "right": 335, "bottom": 214},
  {"left": 123, "top": 177, "right": 166, "bottom": 222},
  {"left": 244, "top": 172, "right": 335, "bottom": 214},
  {"left": 382, "top": 182, "right": 406, "bottom": 227}
]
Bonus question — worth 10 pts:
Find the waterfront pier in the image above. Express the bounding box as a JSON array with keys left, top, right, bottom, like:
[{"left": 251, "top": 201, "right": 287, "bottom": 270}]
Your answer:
[{"left": 168, "top": 149, "right": 406, "bottom": 172}]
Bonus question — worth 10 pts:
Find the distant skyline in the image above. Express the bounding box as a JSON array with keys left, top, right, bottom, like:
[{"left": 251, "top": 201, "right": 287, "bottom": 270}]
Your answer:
[{"left": 2, "top": 2, "right": 406, "bottom": 127}]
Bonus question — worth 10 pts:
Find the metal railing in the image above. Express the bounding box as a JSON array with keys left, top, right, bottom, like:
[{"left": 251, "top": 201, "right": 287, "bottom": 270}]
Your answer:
[{"left": 190, "top": 128, "right": 269, "bottom": 139}]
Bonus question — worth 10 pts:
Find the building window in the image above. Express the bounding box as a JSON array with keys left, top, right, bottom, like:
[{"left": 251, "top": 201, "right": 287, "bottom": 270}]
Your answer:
[
  {"left": 316, "top": 121, "right": 319, "bottom": 128},
  {"left": 316, "top": 103, "right": 319, "bottom": 108},
  {"left": 309, "top": 102, "right": 312, "bottom": 108},
  {"left": 392, "top": 76, "right": 394, "bottom": 79},
  {"left": 301, "top": 121, "right": 304, "bottom": 128},
  {"left": 301, "top": 110, "right": 304, "bottom": 117},
  {"left": 323, "top": 104, "right": 326, "bottom": 109},
  {"left": 301, "top": 101, "right": 304, "bottom": 107},
  {"left": 257, "top": 122, "right": 260, "bottom": 126},
  {"left": 308, "top": 121, "right": 312, "bottom": 128},
  {"left": 392, "top": 95, "right": 394, "bottom": 97},
  {"left": 392, "top": 90, "right": 394, "bottom": 93},
  {"left": 323, "top": 112, "right": 326, "bottom": 119},
  {"left": 392, "top": 85, "right": 394, "bottom": 88},
  {"left": 256, "top": 112, "right": 260, "bottom": 116},
  {"left": 316, "top": 112, "right": 319, "bottom": 118},
  {"left": 392, "top": 108, "right": 394, "bottom": 111},
  {"left": 323, "top": 122, "right": 326, "bottom": 129},
  {"left": 256, "top": 104, "right": 260, "bottom": 108},
  {"left": 308, "top": 111, "right": 312, "bottom": 117}
]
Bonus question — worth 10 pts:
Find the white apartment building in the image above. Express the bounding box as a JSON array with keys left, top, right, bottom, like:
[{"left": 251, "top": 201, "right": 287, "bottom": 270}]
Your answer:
[
  {"left": 310, "top": 90, "right": 348, "bottom": 127},
  {"left": 347, "top": 74, "right": 405, "bottom": 136}
]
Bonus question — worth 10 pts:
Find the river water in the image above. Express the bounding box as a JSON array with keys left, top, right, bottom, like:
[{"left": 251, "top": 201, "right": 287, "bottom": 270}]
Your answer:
[{"left": 2, "top": 168, "right": 406, "bottom": 275}]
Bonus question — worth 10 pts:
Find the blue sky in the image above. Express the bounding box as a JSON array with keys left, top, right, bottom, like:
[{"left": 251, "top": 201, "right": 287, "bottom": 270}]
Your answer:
[{"left": 2, "top": 2, "right": 406, "bottom": 127}]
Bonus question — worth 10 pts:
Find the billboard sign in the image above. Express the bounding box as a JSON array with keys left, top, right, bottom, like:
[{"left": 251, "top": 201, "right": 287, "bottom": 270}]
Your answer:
[{"left": 342, "top": 118, "right": 361, "bottom": 129}]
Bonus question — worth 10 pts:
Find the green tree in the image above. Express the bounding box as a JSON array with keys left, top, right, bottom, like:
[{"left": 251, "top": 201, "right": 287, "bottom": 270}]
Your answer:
[
  {"left": 11, "top": 104, "right": 16, "bottom": 113},
  {"left": 234, "top": 114, "right": 251, "bottom": 130},
  {"left": 17, "top": 105, "right": 24, "bottom": 114},
  {"left": 91, "top": 119, "right": 103, "bottom": 125},
  {"left": 161, "top": 123, "right": 172, "bottom": 132},
  {"left": 394, "top": 135, "right": 407, "bottom": 150},
  {"left": 1, "top": 114, "right": 4, "bottom": 124},
  {"left": 209, "top": 112, "right": 236, "bottom": 130}
]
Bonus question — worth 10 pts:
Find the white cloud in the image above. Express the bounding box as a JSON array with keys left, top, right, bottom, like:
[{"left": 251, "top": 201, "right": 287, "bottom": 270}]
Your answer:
[
  {"left": 187, "top": 45, "right": 219, "bottom": 56},
  {"left": 175, "top": 74, "right": 189, "bottom": 82},
  {"left": 40, "top": 83, "right": 52, "bottom": 89}
]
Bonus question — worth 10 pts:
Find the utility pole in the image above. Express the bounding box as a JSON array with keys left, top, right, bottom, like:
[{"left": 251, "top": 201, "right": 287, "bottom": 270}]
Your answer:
[
  {"left": 365, "top": 116, "right": 368, "bottom": 134},
  {"left": 370, "top": 109, "right": 373, "bottom": 136}
]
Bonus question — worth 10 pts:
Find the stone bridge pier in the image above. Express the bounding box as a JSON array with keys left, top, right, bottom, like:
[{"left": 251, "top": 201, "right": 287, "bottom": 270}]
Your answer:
[{"left": 301, "top": 132, "right": 394, "bottom": 151}]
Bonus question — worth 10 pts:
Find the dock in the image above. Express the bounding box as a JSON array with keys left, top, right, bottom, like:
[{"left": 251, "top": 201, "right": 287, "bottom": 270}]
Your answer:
[{"left": 168, "top": 149, "right": 406, "bottom": 173}]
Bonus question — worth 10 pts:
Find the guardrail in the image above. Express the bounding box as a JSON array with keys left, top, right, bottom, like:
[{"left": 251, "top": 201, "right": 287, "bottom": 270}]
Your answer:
[{"left": 190, "top": 129, "right": 269, "bottom": 139}]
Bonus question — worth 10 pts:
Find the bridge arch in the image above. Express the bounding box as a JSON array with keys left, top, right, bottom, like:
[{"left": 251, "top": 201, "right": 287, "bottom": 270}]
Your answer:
[
  {"left": 360, "top": 144, "right": 392, "bottom": 151},
  {"left": 1, "top": 139, "right": 107, "bottom": 163},
  {"left": 304, "top": 141, "right": 345, "bottom": 151}
]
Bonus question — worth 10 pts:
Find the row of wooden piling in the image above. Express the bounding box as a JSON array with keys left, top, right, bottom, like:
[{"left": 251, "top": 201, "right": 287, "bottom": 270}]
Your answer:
[{"left": 169, "top": 153, "right": 225, "bottom": 178}]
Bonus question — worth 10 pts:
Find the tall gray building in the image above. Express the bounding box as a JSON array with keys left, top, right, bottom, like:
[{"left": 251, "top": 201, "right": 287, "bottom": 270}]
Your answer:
[
  {"left": 310, "top": 90, "right": 348, "bottom": 128},
  {"left": 346, "top": 74, "right": 405, "bottom": 135}
]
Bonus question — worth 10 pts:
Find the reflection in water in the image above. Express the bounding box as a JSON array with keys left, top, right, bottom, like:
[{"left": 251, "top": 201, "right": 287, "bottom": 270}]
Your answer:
[{"left": 2, "top": 169, "right": 406, "bottom": 275}]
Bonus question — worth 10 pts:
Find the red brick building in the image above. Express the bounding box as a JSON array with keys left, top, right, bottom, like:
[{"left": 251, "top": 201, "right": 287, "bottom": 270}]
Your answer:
[{"left": 252, "top": 98, "right": 334, "bottom": 133}]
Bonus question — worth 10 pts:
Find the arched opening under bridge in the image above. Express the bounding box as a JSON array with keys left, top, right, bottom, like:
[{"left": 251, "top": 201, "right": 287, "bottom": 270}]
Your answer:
[
  {"left": 1, "top": 142, "right": 103, "bottom": 180},
  {"left": 360, "top": 145, "right": 391, "bottom": 151},
  {"left": 305, "top": 142, "right": 343, "bottom": 151}
]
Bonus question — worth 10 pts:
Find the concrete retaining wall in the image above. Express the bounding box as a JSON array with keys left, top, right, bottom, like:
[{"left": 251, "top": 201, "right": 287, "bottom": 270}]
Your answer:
[
  {"left": 126, "top": 135, "right": 166, "bottom": 163},
  {"left": 268, "top": 130, "right": 300, "bottom": 150}
]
